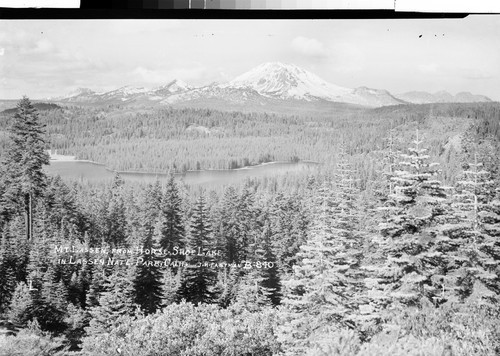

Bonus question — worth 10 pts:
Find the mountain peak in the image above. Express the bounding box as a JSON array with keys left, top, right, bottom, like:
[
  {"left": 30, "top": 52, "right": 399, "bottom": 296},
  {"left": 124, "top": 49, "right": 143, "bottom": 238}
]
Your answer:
[
  {"left": 113, "top": 86, "right": 148, "bottom": 94},
  {"left": 251, "top": 61, "right": 303, "bottom": 71},
  {"left": 47, "top": 62, "right": 491, "bottom": 108},
  {"left": 153, "top": 79, "right": 192, "bottom": 94},
  {"left": 226, "top": 62, "right": 351, "bottom": 100}
]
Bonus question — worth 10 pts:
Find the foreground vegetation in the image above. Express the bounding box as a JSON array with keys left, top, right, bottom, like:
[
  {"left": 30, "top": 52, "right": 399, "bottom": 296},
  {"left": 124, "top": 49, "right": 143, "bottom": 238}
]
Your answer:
[{"left": 0, "top": 98, "right": 499, "bottom": 355}]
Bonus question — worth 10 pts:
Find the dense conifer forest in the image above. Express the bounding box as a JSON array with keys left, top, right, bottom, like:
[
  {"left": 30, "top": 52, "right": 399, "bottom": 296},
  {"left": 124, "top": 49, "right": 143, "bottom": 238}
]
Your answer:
[{"left": 0, "top": 97, "right": 499, "bottom": 355}]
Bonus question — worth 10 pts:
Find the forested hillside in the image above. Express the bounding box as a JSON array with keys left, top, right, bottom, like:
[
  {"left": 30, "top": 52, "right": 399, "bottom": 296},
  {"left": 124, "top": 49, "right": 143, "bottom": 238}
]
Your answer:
[
  {"left": 0, "top": 98, "right": 499, "bottom": 355},
  {"left": 1, "top": 101, "right": 498, "bottom": 183}
]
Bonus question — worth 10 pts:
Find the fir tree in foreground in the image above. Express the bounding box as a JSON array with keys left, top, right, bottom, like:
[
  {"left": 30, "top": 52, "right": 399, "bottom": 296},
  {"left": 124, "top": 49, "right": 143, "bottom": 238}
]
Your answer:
[
  {"left": 280, "top": 150, "right": 366, "bottom": 355},
  {"left": 374, "top": 130, "right": 452, "bottom": 307},
  {"left": 177, "top": 193, "right": 218, "bottom": 305},
  {"left": 86, "top": 267, "right": 137, "bottom": 336},
  {"left": 217, "top": 186, "right": 241, "bottom": 264},
  {"left": 158, "top": 174, "right": 185, "bottom": 259},
  {"left": 233, "top": 218, "right": 281, "bottom": 311},
  {"left": 448, "top": 155, "right": 500, "bottom": 304},
  {"left": 103, "top": 174, "right": 128, "bottom": 248},
  {"left": 133, "top": 184, "right": 163, "bottom": 314},
  {"left": 0, "top": 229, "right": 17, "bottom": 314},
  {"left": 1, "top": 96, "right": 50, "bottom": 240}
]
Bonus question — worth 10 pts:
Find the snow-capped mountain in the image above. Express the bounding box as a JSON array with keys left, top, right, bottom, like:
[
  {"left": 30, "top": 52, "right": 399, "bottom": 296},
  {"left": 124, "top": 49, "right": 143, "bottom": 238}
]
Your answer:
[
  {"left": 49, "top": 62, "right": 492, "bottom": 109},
  {"left": 50, "top": 88, "right": 100, "bottom": 102},
  {"left": 217, "top": 62, "right": 405, "bottom": 106},
  {"left": 164, "top": 62, "right": 405, "bottom": 107},
  {"left": 152, "top": 80, "right": 192, "bottom": 96},
  {"left": 222, "top": 62, "right": 352, "bottom": 101},
  {"left": 396, "top": 91, "right": 492, "bottom": 104},
  {"left": 98, "top": 86, "right": 150, "bottom": 102}
]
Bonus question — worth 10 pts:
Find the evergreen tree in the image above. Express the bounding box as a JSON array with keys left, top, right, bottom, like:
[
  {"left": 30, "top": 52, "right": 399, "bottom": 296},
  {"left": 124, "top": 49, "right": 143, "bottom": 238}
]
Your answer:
[
  {"left": 236, "top": 182, "right": 256, "bottom": 264},
  {"left": 0, "top": 230, "right": 17, "bottom": 314},
  {"left": 2, "top": 97, "right": 50, "bottom": 240},
  {"left": 280, "top": 151, "right": 366, "bottom": 354},
  {"left": 270, "top": 193, "right": 309, "bottom": 273},
  {"left": 217, "top": 186, "right": 241, "bottom": 264},
  {"left": 158, "top": 174, "right": 185, "bottom": 261},
  {"left": 133, "top": 185, "right": 163, "bottom": 314},
  {"left": 43, "top": 175, "right": 82, "bottom": 236},
  {"left": 233, "top": 218, "right": 281, "bottom": 311},
  {"left": 86, "top": 267, "right": 137, "bottom": 336},
  {"left": 449, "top": 155, "right": 500, "bottom": 303},
  {"left": 160, "top": 267, "right": 181, "bottom": 307},
  {"left": 279, "top": 183, "right": 337, "bottom": 355},
  {"left": 376, "top": 128, "right": 401, "bottom": 221},
  {"left": 104, "top": 174, "right": 128, "bottom": 248},
  {"left": 8, "top": 266, "right": 68, "bottom": 333},
  {"left": 5, "top": 217, "right": 30, "bottom": 282},
  {"left": 85, "top": 266, "right": 107, "bottom": 310},
  {"left": 376, "top": 130, "right": 451, "bottom": 306},
  {"left": 233, "top": 270, "right": 272, "bottom": 313},
  {"left": 73, "top": 233, "right": 93, "bottom": 308},
  {"left": 6, "top": 282, "right": 33, "bottom": 325},
  {"left": 29, "top": 265, "right": 69, "bottom": 333},
  {"left": 25, "top": 205, "right": 54, "bottom": 282},
  {"left": 0, "top": 163, "right": 21, "bottom": 224},
  {"left": 216, "top": 266, "right": 240, "bottom": 308},
  {"left": 178, "top": 194, "right": 218, "bottom": 305},
  {"left": 258, "top": 218, "right": 282, "bottom": 306}
]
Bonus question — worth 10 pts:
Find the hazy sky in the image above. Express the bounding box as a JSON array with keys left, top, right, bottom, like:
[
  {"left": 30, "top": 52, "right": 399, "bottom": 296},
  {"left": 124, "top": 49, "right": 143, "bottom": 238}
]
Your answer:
[{"left": 0, "top": 17, "right": 499, "bottom": 100}]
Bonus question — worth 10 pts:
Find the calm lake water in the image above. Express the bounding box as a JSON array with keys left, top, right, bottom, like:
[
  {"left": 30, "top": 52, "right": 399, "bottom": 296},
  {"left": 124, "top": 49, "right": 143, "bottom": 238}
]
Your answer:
[{"left": 44, "top": 160, "right": 319, "bottom": 187}]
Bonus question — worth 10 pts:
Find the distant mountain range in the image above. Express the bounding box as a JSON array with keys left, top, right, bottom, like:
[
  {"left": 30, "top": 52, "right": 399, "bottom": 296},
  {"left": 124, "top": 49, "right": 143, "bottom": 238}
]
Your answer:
[
  {"left": 47, "top": 62, "right": 492, "bottom": 109},
  {"left": 395, "top": 90, "right": 492, "bottom": 104}
]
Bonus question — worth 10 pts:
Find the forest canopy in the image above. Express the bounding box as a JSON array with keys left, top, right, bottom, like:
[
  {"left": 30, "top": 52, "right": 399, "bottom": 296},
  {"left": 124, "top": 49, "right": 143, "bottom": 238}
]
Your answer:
[{"left": 0, "top": 98, "right": 499, "bottom": 355}]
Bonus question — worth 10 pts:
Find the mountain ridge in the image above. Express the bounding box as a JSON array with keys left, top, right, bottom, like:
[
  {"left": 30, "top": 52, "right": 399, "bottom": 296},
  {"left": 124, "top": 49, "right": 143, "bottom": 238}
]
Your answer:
[
  {"left": 397, "top": 90, "right": 492, "bottom": 104},
  {"left": 46, "top": 62, "right": 492, "bottom": 109}
]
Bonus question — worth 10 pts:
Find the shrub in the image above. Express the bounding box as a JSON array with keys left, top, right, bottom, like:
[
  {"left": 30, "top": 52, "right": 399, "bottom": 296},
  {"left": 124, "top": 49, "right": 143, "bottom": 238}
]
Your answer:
[
  {"left": 0, "top": 321, "right": 69, "bottom": 356},
  {"left": 81, "top": 301, "right": 281, "bottom": 356}
]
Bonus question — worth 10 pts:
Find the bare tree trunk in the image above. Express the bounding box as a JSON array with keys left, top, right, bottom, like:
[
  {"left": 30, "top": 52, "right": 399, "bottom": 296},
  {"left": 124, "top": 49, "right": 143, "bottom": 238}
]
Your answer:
[
  {"left": 24, "top": 193, "right": 33, "bottom": 241},
  {"left": 29, "top": 192, "right": 33, "bottom": 241},
  {"left": 24, "top": 193, "right": 30, "bottom": 241}
]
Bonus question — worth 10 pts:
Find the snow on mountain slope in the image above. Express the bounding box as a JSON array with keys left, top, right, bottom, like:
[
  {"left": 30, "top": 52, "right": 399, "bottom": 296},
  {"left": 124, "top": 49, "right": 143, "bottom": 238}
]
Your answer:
[
  {"left": 222, "top": 62, "right": 351, "bottom": 101},
  {"left": 47, "top": 62, "right": 491, "bottom": 108},
  {"left": 99, "top": 86, "right": 149, "bottom": 101},
  {"left": 51, "top": 88, "right": 101, "bottom": 103},
  {"left": 219, "top": 62, "right": 404, "bottom": 107},
  {"left": 161, "top": 85, "right": 265, "bottom": 105},
  {"left": 153, "top": 80, "right": 192, "bottom": 96},
  {"left": 345, "top": 87, "right": 407, "bottom": 107}
]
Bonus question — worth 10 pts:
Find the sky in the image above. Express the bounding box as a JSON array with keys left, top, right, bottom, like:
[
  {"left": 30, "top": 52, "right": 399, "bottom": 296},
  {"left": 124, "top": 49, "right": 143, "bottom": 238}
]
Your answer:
[{"left": 0, "top": 17, "right": 499, "bottom": 100}]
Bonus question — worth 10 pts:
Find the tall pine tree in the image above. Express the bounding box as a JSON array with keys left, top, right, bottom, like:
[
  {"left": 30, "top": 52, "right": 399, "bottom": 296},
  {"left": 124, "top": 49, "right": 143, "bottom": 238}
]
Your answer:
[
  {"left": 449, "top": 154, "right": 500, "bottom": 304},
  {"left": 158, "top": 174, "right": 185, "bottom": 262},
  {"left": 280, "top": 151, "right": 366, "bottom": 354},
  {"left": 376, "top": 129, "right": 451, "bottom": 307},
  {"left": 133, "top": 184, "right": 163, "bottom": 314},
  {"left": 2, "top": 97, "right": 50, "bottom": 240},
  {"left": 178, "top": 193, "right": 218, "bottom": 305}
]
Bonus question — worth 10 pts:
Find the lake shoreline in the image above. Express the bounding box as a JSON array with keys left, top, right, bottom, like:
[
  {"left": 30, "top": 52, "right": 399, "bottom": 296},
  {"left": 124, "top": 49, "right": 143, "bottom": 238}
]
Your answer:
[
  {"left": 48, "top": 159, "right": 321, "bottom": 176},
  {"left": 44, "top": 159, "right": 320, "bottom": 186}
]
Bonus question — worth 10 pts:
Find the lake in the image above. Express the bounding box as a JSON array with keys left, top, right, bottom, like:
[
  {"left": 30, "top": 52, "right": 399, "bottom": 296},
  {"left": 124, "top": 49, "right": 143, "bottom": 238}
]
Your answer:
[{"left": 44, "top": 160, "right": 320, "bottom": 187}]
